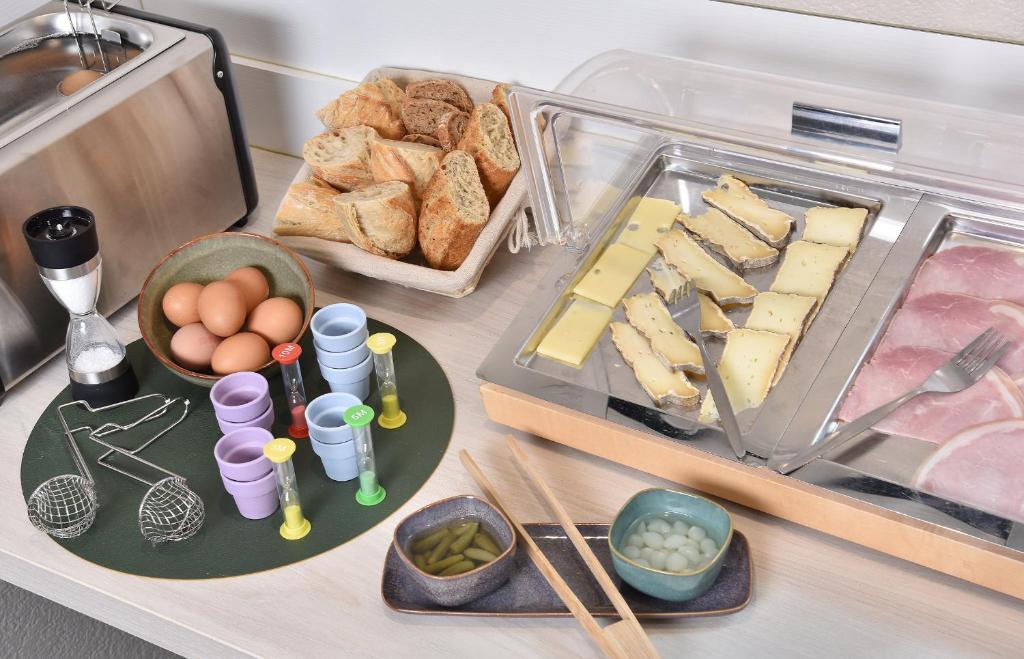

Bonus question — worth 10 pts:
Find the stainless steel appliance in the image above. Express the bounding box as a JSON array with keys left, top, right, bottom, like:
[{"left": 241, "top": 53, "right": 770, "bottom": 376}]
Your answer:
[{"left": 0, "top": 1, "right": 257, "bottom": 397}]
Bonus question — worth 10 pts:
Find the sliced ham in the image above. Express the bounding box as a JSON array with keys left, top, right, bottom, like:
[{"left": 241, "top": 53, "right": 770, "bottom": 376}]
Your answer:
[
  {"left": 838, "top": 346, "right": 1024, "bottom": 444},
  {"left": 877, "top": 292, "right": 1024, "bottom": 384},
  {"left": 913, "top": 419, "right": 1024, "bottom": 523},
  {"left": 906, "top": 245, "right": 1024, "bottom": 307}
]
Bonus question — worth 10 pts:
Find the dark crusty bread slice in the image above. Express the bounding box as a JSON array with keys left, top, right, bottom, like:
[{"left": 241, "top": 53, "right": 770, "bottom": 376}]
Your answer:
[
  {"left": 400, "top": 98, "right": 460, "bottom": 136},
  {"left": 402, "top": 133, "right": 442, "bottom": 147},
  {"left": 457, "top": 103, "right": 521, "bottom": 207},
  {"left": 418, "top": 150, "right": 490, "bottom": 270},
  {"left": 436, "top": 110, "right": 469, "bottom": 152},
  {"left": 302, "top": 125, "right": 377, "bottom": 191},
  {"left": 406, "top": 79, "right": 474, "bottom": 113}
]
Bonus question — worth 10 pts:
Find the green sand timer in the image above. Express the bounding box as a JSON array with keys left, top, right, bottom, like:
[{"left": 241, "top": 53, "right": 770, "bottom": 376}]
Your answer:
[{"left": 343, "top": 405, "right": 386, "bottom": 506}]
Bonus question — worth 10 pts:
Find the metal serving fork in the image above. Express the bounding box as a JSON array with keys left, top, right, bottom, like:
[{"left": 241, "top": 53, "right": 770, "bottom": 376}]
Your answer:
[
  {"left": 771, "top": 327, "right": 1010, "bottom": 475},
  {"left": 672, "top": 285, "right": 746, "bottom": 459}
]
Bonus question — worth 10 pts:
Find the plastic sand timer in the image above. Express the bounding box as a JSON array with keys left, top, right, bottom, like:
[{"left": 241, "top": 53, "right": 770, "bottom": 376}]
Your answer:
[
  {"left": 367, "top": 333, "right": 406, "bottom": 429},
  {"left": 272, "top": 343, "right": 309, "bottom": 439},
  {"left": 342, "top": 405, "right": 386, "bottom": 506},
  {"left": 263, "top": 438, "right": 311, "bottom": 540}
]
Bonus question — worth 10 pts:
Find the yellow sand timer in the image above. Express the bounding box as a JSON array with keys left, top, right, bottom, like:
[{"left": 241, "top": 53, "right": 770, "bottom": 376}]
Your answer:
[
  {"left": 263, "top": 438, "right": 311, "bottom": 541},
  {"left": 367, "top": 333, "right": 407, "bottom": 429}
]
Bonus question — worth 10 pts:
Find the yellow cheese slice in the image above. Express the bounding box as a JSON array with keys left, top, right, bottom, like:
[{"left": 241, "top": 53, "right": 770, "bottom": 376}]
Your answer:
[
  {"left": 745, "top": 292, "right": 817, "bottom": 384},
  {"left": 702, "top": 175, "right": 794, "bottom": 247},
  {"left": 536, "top": 299, "right": 613, "bottom": 367},
  {"left": 802, "top": 207, "right": 869, "bottom": 253},
  {"left": 610, "top": 322, "right": 699, "bottom": 407},
  {"left": 770, "top": 240, "right": 848, "bottom": 302},
  {"left": 699, "top": 293, "right": 734, "bottom": 337},
  {"left": 655, "top": 229, "right": 758, "bottom": 305},
  {"left": 615, "top": 197, "right": 681, "bottom": 254},
  {"left": 699, "top": 328, "right": 790, "bottom": 423},
  {"left": 573, "top": 243, "right": 651, "bottom": 308},
  {"left": 623, "top": 292, "right": 703, "bottom": 373},
  {"left": 646, "top": 256, "right": 690, "bottom": 305},
  {"left": 679, "top": 208, "right": 779, "bottom": 269}
]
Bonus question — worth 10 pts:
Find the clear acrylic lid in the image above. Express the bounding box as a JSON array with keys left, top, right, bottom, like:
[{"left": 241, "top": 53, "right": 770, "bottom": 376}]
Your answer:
[{"left": 510, "top": 49, "right": 1024, "bottom": 248}]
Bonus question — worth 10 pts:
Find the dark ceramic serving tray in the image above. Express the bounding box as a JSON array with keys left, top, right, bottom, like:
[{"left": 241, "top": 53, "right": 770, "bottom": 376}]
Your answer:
[{"left": 381, "top": 523, "right": 751, "bottom": 618}]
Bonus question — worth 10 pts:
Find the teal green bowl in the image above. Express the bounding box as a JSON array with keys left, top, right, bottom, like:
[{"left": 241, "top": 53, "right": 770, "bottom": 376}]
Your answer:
[{"left": 609, "top": 488, "right": 733, "bottom": 602}]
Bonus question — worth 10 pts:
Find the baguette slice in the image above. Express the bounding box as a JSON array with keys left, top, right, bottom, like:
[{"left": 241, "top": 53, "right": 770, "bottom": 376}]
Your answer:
[
  {"left": 770, "top": 240, "right": 848, "bottom": 302},
  {"left": 623, "top": 292, "right": 703, "bottom": 373},
  {"left": 437, "top": 110, "right": 469, "bottom": 152},
  {"left": 400, "top": 98, "right": 460, "bottom": 136},
  {"left": 536, "top": 299, "right": 613, "bottom": 367},
  {"left": 702, "top": 175, "right": 793, "bottom": 247},
  {"left": 491, "top": 82, "right": 512, "bottom": 125},
  {"left": 457, "top": 103, "right": 521, "bottom": 207},
  {"left": 655, "top": 229, "right": 758, "bottom": 305},
  {"left": 699, "top": 328, "right": 790, "bottom": 423},
  {"left": 611, "top": 322, "right": 699, "bottom": 408},
  {"left": 802, "top": 206, "right": 869, "bottom": 252},
  {"left": 316, "top": 78, "right": 406, "bottom": 140},
  {"left": 406, "top": 79, "right": 474, "bottom": 113},
  {"left": 745, "top": 292, "right": 817, "bottom": 384},
  {"left": 335, "top": 181, "right": 416, "bottom": 259},
  {"left": 418, "top": 150, "right": 490, "bottom": 270},
  {"left": 402, "top": 134, "right": 442, "bottom": 147},
  {"left": 680, "top": 208, "right": 779, "bottom": 269},
  {"left": 273, "top": 178, "right": 349, "bottom": 242},
  {"left": 302, "top": 126, "right": 377, "bottom": 191},
  {"left": 369, "top": 138, "right": 443, "bottom": 199}
]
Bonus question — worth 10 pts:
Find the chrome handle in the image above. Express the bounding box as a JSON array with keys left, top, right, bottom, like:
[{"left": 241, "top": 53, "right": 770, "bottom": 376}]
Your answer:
[{"left": 792, "top": 102, "right": 901, "bottom": 152}]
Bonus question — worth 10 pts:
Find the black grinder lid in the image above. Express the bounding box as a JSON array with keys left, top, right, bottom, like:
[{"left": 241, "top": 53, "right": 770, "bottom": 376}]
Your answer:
[{"left": 23, "top": 206, "right": 99, "bottom": 271}]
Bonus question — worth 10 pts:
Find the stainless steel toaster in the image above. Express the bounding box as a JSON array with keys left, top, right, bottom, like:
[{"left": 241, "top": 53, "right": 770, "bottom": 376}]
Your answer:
[{"left": 0, "top": 1, "right": 257, "bottom": 397}]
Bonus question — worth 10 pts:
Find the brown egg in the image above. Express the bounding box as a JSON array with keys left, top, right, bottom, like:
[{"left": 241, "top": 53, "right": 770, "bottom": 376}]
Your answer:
[
  {"left": 210, "top": 332, "right": 270, "bottom": 375},
  {"left": 161, "top": 282, "right": 204, "bottom": 327},
  {"left": 225, "top": 266, "right": 270, "bottom": 312},
  {"left": 169, "top": 322, "right": 222, "bottom": 372},
  {"left": 247, "top": 297, "right": 304, "bottom": 346},
  {"left": 198, "top": 280, "right": 247, "bottom": 337}
]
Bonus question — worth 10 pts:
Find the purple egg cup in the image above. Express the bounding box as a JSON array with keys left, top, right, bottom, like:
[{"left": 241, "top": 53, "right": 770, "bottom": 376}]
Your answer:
[
  {"left": 214, "top": 427, "right": 274, "bottom": 482},
  {"left": 210, "top": 371, "right": 271, "bottom": 423},
  {"left": 216, "top": 400, "right": 274, "bottom": 434},
  {"left": 221, "top": 469, "right": 279, "bottom": 520}
]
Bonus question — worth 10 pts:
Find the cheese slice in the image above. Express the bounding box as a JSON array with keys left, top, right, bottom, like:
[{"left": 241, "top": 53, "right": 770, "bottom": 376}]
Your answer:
[
  {"left": 646, "top": 256, "right": 690, "bottom": 305},
  {"left": 679, "top": 208, "right": 779, "bottom": 269},
  {"left": 699, "top": 293, "right": 734, "bottom": 337},
  {"left": 699, "top": 328, "right": 790, "bottom": 423},
  {"left": 802, "top": 206, "right": 869, "bottom": 253},
  {"left": 702, "top": 175, "right": 794, "bottom": 247},
  {"left": 745, "top": 292, "right": 817, "bottom": 384},
  {"left": 770, "top": 240, "right": 848, "bottom": 302},
  {"left": 573, "top": 243, "right": 651, "bottom": 308},
  {"left": 536, "top": 299, "right": 614, "bottom": 367},
  {"left": 656, "top": 229, "right": 758, "bottom": 305},
  {"left": 610, "top": 322, "right": 699, "bottom": 407},
  {"left": 623, "top": 292, "right": 703, "bottom": 373},
  {"left": 615, "top": 197, "right": 681, "bottom": 254}
]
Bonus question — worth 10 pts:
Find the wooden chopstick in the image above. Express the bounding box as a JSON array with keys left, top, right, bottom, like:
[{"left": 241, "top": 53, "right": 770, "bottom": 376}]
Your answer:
[
  {"left": 459, "top": 449, "right": 620, "bottom": 658},
  {"left": 505, "top": 436, "right": 661, "bottom": 659}
]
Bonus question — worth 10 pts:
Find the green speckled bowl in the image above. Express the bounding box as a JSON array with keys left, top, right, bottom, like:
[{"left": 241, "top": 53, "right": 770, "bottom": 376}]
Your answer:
[
  {"left": 609, "top": 488, "right": 733, "bottom": 602},
  {"left": 137, "top": 232, "right": 315, "bottom": 388}
]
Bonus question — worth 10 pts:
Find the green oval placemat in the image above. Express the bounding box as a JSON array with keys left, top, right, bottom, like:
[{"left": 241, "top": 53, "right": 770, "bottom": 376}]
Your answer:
[{"left": 20, "top": 319, "right": 452, "bottom": 579}]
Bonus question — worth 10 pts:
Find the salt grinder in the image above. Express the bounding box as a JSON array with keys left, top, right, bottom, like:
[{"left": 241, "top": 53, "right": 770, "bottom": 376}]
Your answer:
[{"left": 23, "top": 206, "right": 138, "bottom": 406}]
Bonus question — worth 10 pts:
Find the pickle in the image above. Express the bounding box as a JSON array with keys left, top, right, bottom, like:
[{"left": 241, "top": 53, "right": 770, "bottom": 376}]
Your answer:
[
  {"left": 428, "top": 533, "right": 456, "bottom": 564},
  {"left": 464, "top": 548, "right": 497, "bottom": 563},
  {"left": 473, "top": 531, "right": 501, "bottom": 555},
  {"left": 412, "top": 528, "right": 450, "bottom": 553},
  {"left": 450, "top": 522, "right": 472, "bottom": 535},
  {"left": 448, "top": 523, "right": 479, "bottom": 555},
  {"left": 423, "top": 554, "right": 465, "bottom": 574},
  {"left": 413, "top": 553, "right": 429, "bottom": 571},
  {"left": 438, "top": 560, "right": 476, "bottom": 577}
]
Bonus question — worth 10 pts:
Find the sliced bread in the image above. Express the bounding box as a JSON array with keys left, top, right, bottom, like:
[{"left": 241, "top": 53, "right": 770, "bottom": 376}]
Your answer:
[
  {"left": 316, "top": 78, "right": 406, "bottom": 140},
  {"left": 273, "top": 178, "right": 349, "bottom": 242},
  {"left": 302, "top": 126, "right": 377, "bottom": 191},
  {"left": 402, "top": 133, "right": 442, "bottom": 147},
  {"left": 418, "top": 150, "right": 490, "bottom": 270},
  {"left": 405, "top": 79, "right": 474, "bottom": 113},
  {"left": 400, "top": 98, "right": 460, "bottom": 136},
  {"left": 457, "top": 103, "right": 521, "bottom": 207},
  {"left": 369, "top": 138, "right": 444, "bottom": 199},
  {"left": 436, "top": 110, "right": 469, "bottom": 152},
  {"left": 491, "top": 82, "right": 512, "bottom": 124},
  {"left": 335, "top": 181, "right": 417, "bottom": 259}
]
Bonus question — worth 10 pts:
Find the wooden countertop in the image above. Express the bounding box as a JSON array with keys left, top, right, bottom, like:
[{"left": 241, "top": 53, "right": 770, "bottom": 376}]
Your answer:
[{"left": 2, "top": 148, "right": 1022, "bottom": 658}]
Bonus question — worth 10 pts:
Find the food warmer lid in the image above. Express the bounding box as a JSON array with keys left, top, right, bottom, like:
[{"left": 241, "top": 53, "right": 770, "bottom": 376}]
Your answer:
[{"left": 510, "top": 49, "right": 1024, "bottom": 249}]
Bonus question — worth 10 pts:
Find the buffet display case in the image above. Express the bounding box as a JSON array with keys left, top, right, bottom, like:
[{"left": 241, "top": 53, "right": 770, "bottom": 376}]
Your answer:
[{"left": 479, "top": 50, "right": 1024, "bottom": 598}]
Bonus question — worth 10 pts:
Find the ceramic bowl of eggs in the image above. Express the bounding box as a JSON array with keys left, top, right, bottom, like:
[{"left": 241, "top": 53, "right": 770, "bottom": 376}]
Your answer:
[
  {"left": 138, "top": 232, "right": 315, "bottom": 387},
  {"left": 608, "top": 488, "right": 733, "bottom": 602}
]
